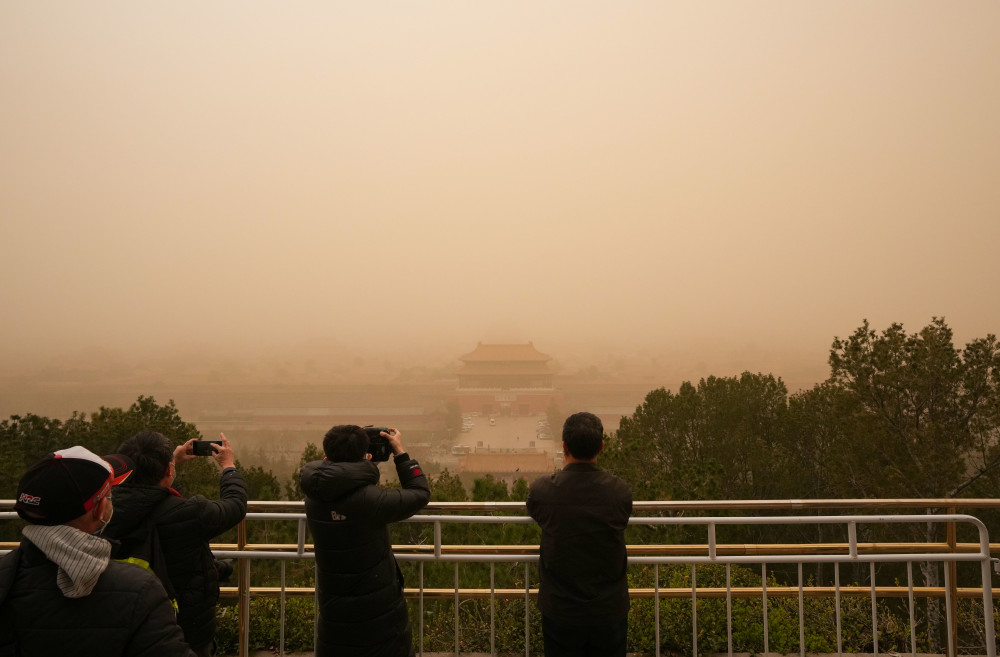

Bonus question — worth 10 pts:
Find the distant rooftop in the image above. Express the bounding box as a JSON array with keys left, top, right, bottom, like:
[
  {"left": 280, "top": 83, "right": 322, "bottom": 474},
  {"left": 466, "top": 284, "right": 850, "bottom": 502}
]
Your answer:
[
  {"left": 458, "top": 342, "right": 552, "bottom": 363},
  {"left": 459, "top": 451, "right": 555, "bottom": 474}
]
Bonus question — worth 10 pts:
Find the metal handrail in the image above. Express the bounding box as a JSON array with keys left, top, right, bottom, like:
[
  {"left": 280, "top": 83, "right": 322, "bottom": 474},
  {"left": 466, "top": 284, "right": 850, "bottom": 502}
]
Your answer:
[
  {"left": 3, "top": 502, "right": 998, "bottom": 657},
  {"left": 206, "top": 511, "right": 995, "bottom": 657},
  {"left": 6, "top": 497, "right": 1000, "bottom": 513},
  {"left": 232, "top": 498, "right": 1000, "bottom": 512}
]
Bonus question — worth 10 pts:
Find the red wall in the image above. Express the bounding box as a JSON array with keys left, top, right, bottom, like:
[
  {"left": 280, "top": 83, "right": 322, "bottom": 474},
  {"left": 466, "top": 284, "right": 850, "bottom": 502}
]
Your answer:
[{"left": 454, "top": 392, "right": 562, "bottom": 416}]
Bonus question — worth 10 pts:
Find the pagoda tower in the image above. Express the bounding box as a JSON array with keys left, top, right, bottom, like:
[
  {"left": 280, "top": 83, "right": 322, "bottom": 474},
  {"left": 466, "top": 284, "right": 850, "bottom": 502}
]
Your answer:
[{"left": 455, "top": 342, "right": 559, "bottom": 416}]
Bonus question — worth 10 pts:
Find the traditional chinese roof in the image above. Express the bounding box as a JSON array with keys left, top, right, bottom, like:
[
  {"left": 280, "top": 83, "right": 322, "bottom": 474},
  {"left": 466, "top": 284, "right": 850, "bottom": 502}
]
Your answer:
[
  {"left": 458, "top": 452, "right": 555, "bottom": 474},
  {"left": 458, "top": 342, "right": 552, "bottom": 363},
  {"left": 456, "top": 362, "right": 554, "bottom": 376}
]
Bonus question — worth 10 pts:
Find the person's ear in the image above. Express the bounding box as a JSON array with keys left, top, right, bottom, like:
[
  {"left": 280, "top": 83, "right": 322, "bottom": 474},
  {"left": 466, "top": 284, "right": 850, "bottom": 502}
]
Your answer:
[
  {"left": 364, "top": 453, "right": 373, "bottom": 461},
  {"left": 101, "top": 496, "right": 114, "bottom": 520},
  {"left": 88, "top": 499, "right": 107, "bottom": 528}
]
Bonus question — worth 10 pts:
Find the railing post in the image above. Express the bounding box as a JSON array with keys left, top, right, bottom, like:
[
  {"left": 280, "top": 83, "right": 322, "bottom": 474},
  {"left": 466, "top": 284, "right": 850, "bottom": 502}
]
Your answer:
[
  {"left": 454, "top": 563, "right": 460, "bottom": 656},
  {"left": 725, "top": 563, "right": 733, "bottom": 657},
  {"left": 761, "top": 563, "right": 769, "bottom": 655},
  {"left": 525, "top": 562, "right": 530, "bottom": 657},
  {"left": 944, "top": 559, "right": 955, "bottom": 657},
  {"left": 978, "top": 524, "right": 997, "bottom": 657},
  {"left": 834, "top": 562, "right": 842, "bottom": 657},
  {"left": 313, "top": 562, "right": 319, "bottom": 651},
  {"left": 279, "top": 560, "right": 286, "bottom": 657},
  {"left": 797, "top": 562, "right": 804, "bottom": 657},
  {"left": 654, "top": 564, "right": 661, "bottom": 657},
  {"left": 237, "top": 518, "right": 249, "bottom": 657},
  {"left": 691, "top": 564, "right": 698, "bottom": 657},
  {"left": 490, "top": 563, "right": 496, "bottom": 657},
  {"left": 907, "top": 562, "right": 917, "bottom": 657},
  {"left": 946, "top": 506, "right": 958, "bottom": 657},
  {"left": 419, "top": 562, "right": 424, "bottom": 657},
  {"left": 869, "top": 562, "right": 878, "bottom": 657}
]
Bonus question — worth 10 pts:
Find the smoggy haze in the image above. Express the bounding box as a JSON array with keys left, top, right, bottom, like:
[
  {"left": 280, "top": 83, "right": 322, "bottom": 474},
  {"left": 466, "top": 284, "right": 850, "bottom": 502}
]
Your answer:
[{"left": 1, "top": 2, "right": 998, "bottom": 388}]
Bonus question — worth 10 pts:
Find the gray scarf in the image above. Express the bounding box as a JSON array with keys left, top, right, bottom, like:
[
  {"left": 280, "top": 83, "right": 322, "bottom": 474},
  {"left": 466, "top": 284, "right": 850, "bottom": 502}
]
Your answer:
[{"left": 22, "top": 524, "right": 111, "bottom": 598}]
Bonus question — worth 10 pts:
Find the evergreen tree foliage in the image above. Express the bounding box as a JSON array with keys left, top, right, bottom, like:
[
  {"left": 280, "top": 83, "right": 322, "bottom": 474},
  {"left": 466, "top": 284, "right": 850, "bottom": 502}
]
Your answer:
[
  {"left": 471, "top": 474, "right": 509, "bottom": 501},
  {"left": 429, "top": 468, "right": 467, "bottom": 502}
]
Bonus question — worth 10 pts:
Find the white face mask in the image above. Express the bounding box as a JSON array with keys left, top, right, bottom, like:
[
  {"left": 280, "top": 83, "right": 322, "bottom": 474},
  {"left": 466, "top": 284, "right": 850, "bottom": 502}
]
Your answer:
[{"left": 95, "top": 498, "right": 113, "bottom": 535}]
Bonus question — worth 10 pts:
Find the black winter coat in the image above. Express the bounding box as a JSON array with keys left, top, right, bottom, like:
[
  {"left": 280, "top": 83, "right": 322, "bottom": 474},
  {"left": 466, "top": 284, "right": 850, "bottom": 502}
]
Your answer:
[
  {"left": 0, "top": 539, "right": 196, "bottom": 657},
  {"left": 527, "top": 462, "right": 633, "bottom": 624},
  {"left": 300, "top": 454, "right": 430, "bottom": 657},
  {"left": 104, "top": 468, "right": 247, "bottom": 650}
]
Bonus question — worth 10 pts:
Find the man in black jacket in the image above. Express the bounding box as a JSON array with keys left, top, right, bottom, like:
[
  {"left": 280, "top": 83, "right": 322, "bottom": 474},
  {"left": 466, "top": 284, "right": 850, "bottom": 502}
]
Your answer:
[
  {"left": 0, "top": 446, "right": 196, "bottom": 657},
  {"left": 105, "top": 431, "right": 248, "bottom": 657},
  {"left": 527, "top": 411, "right": 633, "bottom": 657},
  {"left": 300, "top": 426, "right": 430, "bottom": 657}
]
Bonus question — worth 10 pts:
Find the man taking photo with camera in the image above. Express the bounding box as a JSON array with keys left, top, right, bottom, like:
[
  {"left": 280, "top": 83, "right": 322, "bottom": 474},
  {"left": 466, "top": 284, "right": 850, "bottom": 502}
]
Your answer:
[{"left": 300, "top": 426, "right": 429, "bottom": 657}]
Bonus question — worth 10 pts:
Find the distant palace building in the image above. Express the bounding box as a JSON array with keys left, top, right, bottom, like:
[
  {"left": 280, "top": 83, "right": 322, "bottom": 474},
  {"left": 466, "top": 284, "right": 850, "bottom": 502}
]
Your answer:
[{"left": 455, "top": 342, "right": 561, "bottom": 416}]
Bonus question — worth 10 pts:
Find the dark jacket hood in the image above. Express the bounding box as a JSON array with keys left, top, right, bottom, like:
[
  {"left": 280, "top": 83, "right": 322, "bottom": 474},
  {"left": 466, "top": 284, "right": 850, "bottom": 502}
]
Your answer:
[
  {"left": 106, "top": 484, "right": 173, "bottom": 537},
  {"left": 300, "top": 459, "right": 380, "bottom": 503}
]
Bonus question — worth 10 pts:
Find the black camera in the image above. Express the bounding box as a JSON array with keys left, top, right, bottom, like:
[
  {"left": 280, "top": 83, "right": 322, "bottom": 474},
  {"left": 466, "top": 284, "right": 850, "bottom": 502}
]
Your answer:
[{"left": 363, "top": 427, "right": 393, "bottom": 462}]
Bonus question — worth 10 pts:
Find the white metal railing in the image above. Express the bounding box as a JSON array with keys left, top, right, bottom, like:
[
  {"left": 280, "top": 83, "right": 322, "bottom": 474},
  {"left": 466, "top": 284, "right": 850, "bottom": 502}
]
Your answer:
[
  {"left": 3, "top": 507, "right": 998, "bottom": 657},
  {"left": 206, "top": 511, "right": 998, "bottom": 657}
]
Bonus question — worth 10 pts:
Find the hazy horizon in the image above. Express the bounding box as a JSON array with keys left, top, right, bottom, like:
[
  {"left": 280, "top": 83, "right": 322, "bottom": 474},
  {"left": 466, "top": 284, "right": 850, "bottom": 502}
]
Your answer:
[{"left": 3, "top": 2, "right": 998, "bottom": 393}]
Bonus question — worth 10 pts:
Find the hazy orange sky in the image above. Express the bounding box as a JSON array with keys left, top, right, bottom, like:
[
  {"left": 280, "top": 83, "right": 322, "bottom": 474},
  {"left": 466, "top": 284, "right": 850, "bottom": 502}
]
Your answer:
[{"left": 2, "top": 2, "right": 998, "bottom": 386}]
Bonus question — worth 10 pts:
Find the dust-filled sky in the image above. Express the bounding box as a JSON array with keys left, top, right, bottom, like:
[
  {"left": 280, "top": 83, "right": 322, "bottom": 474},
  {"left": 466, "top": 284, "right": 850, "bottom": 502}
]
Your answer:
[{"left": 2, "top": 2, "right": 998, "bottom": 386}]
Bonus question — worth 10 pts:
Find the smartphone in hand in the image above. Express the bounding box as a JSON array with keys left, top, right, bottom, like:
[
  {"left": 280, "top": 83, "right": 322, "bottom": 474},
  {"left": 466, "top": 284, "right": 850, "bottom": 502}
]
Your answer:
[{"left": 192, "top": 440, "right": 222, "bottom": 456}]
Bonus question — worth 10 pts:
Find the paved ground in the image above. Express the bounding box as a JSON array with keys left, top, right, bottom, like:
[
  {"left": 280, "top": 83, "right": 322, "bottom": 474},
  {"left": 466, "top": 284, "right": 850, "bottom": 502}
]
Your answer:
[
  {"left": 432, "top": 414, "right": 558, "bottom": 470},
  {"left": 459, "top": 415, "right": 555, "bottom": 452}
]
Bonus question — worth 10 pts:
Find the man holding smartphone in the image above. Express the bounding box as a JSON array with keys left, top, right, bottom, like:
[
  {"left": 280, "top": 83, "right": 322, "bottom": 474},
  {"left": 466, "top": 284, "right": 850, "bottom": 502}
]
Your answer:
[
  {"left": 300, "top": 426, "right": 429, "bottom": 657},
  {"left": 104, "top": 431, "right": 247, "bottom": 657}
]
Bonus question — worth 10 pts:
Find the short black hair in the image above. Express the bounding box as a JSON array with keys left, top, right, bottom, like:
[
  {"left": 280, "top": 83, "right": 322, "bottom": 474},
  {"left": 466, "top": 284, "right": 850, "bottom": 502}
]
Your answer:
[
  {"left": 562, "top": 412, "right": 604, "bottom": 460},
  {"left": 323, "top": 425, "right": 370, "bottom": 462},
  {"left": 118, "top": 431, "right": 173, "bottom": 486}
]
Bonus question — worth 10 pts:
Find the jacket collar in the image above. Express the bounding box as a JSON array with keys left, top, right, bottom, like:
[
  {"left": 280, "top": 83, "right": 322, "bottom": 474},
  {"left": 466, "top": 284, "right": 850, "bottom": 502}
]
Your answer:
[{"left": 562, "top": 462, "right": 601, "bottom": 472}]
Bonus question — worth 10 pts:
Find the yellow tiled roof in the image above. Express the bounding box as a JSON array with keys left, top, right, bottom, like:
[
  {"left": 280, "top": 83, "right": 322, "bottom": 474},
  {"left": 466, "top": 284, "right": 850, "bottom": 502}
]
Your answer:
[{"left": 459, "top": 342, "right": 552, "bottom": 363}]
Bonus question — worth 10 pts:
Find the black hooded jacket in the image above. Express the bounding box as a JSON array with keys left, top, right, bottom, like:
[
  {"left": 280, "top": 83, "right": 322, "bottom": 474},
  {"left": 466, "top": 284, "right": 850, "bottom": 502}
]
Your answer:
[
  {"left": 300, "top": 454, "right": 429, "bottom": 657},
  {"left": 0, "top": 538, "right": 196, "bottom": 657},
  {"left": 104, "top": 468, "right": 247, "bottom": 650}
]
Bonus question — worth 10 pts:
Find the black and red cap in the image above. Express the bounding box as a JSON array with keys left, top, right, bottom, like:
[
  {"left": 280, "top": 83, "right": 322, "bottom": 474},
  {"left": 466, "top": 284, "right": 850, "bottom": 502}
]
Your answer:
[
  {"left": 14, "top": 446, "right": 124, "bottom": 526},
  {"left": 102, "top": 453, "right": 135, "bottom": 486}
]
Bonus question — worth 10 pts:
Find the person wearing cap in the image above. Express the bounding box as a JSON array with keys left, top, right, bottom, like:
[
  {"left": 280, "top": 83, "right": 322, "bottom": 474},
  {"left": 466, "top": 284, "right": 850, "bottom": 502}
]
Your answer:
[
  {"left": 526, "top": 412, "right": 633, "bottom": 657},
  {"left": 0, "top": 446, "right": 196, "bottom": 657},
  {"left": 104, "top": 431, "right": 247, "bottom": 657}
]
